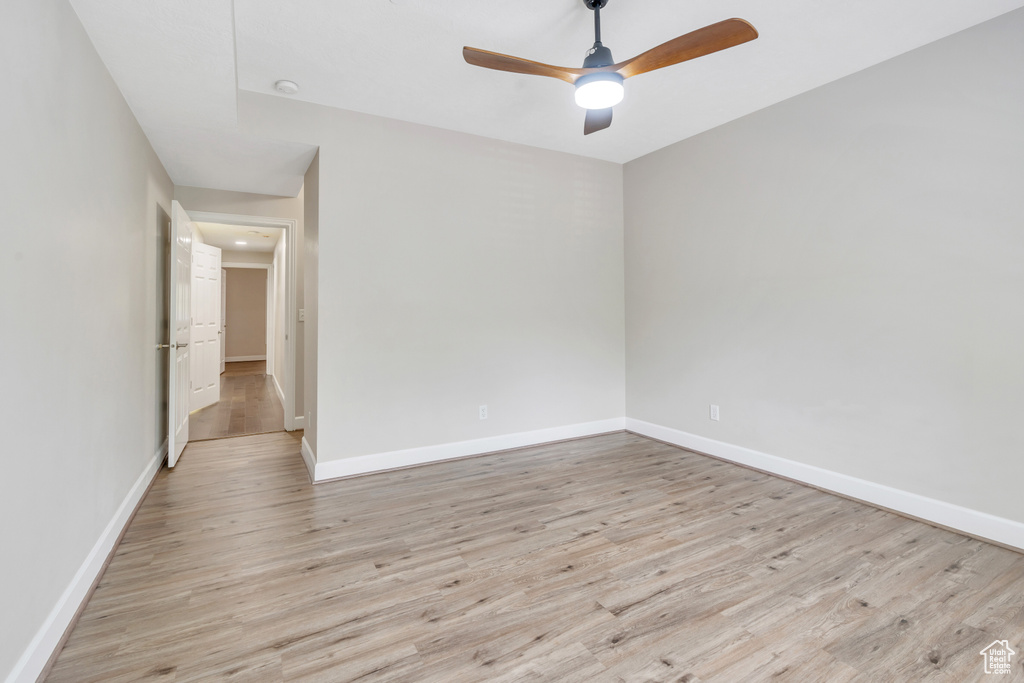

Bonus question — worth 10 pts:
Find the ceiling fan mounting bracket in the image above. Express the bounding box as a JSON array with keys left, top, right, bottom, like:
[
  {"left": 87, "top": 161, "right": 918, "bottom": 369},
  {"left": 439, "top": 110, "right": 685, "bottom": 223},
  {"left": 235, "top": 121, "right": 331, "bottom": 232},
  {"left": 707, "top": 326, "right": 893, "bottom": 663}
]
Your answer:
[{"left": 583, "top": 0, "right": 609, "bottom": 10}]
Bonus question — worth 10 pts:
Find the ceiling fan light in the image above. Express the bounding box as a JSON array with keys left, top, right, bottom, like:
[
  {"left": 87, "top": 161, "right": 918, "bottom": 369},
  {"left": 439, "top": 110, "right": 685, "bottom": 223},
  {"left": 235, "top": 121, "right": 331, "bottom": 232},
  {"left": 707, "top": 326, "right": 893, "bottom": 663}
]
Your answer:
[{"left": 574, "top": 73, "right": 624, "bottom": 109}]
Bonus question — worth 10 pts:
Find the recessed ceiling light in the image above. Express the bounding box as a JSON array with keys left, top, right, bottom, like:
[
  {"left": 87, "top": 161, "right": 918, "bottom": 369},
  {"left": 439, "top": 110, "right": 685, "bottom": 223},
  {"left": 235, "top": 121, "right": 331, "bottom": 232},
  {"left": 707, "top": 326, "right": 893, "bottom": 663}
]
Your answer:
[
  {"left": 275, "top": 80, "right": 299, "bottom": 95},
  {"left": 235, "top": 241, "right": 247, "bottom": 245}
]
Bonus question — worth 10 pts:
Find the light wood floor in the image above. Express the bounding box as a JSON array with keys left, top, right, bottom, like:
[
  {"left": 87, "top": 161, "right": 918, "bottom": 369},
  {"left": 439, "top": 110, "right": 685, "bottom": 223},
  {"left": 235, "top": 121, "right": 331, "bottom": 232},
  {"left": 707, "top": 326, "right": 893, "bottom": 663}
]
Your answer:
[
  {"left": 188, "top": 361, "right": 285, "bottom": 441},
  {"left": 47, "top": 432, "right": 1024, "bottom": 682}
]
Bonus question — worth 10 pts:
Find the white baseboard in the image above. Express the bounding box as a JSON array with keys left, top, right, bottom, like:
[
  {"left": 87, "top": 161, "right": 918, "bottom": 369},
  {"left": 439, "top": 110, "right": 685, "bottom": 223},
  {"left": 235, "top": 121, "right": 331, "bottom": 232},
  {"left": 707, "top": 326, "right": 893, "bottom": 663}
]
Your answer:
[
  {"left": 300, "top": 436, "right": 316, "bottom": 482},
  {"left": 271, "top": 373, "right": 286, "bottom": 407},
  {"left": 313, "top": 418, "right": 626, "bottom": 482},
  {"left": 225, "top": 355, "right": 266, "bottom": 362},
  {"left": 625, "top": 418, "right": 1024, "bottom": 551},
  {"left": 268, "top": 375, "right": 304, "bottom": 432},
  {"left": 6, "top": 440, "right": 167, "bottom": 683}
]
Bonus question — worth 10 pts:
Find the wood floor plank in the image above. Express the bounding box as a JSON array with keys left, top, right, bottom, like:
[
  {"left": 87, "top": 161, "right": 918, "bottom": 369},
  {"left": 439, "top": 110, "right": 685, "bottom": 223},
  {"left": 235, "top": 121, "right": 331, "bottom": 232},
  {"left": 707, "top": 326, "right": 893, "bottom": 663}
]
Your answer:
[
  {"left": 190, "top": 361, "right": 284, "bottom": 440},
  {"left": 45, "top": 431, "right": 1024, "bottom": 682}
]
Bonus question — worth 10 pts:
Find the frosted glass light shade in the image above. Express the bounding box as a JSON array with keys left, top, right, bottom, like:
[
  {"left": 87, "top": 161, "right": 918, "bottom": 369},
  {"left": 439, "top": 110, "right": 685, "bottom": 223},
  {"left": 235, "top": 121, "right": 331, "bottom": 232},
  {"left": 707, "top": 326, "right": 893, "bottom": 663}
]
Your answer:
[{"left": 574, "top": 74, "right": 624, "bottom": 109}]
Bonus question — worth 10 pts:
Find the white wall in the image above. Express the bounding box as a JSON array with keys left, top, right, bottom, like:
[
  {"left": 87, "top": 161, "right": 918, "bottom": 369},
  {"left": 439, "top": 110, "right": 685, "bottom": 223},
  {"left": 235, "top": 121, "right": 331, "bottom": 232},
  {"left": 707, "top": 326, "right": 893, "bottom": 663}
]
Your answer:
[
  {"left": 241, "top": 96, "right": 625, "bottom": 467},
  {"left": 624, "top": 9, "right": 1024, "bottom": 525},
  {"left": 174, "top": 186, "right": 304, "bottom": 421},
  {"left": 0, "top": 0, "right": 173, "bottom": 679},
  {"left": 175, "top": 186, "right": 304, "bottom": 223},
  {"left": 222, "top": 249, "right": 273, "bottom": 265},
  {"left": 302, "top": 152, "right": 319, "bottom": 456}
]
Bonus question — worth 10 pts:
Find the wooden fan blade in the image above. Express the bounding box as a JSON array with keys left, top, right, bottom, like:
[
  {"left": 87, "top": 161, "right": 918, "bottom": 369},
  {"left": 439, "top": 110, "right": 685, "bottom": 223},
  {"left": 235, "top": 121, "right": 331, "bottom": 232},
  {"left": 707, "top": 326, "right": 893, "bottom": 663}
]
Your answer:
[
  {"left": 463, "top": 47, "right": 585, "bottom": 85},
  {"left": 584, "top": 108, "right": 613, "bottom": 135},
  {"left": 614, "top": 18, "right": 758, "bottom": 79}
]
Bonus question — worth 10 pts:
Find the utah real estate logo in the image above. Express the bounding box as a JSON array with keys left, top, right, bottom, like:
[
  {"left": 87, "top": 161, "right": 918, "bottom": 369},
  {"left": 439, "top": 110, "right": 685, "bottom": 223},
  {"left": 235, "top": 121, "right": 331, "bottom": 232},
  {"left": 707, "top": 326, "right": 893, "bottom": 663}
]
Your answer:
[{"left": 979, "top": 640, "right": 1016, "bottom": 675}]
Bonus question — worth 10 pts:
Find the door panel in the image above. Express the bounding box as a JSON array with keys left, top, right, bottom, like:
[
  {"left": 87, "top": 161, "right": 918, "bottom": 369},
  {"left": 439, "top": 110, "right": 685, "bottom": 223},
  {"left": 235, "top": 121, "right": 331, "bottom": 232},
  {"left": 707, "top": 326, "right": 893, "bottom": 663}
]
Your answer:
[
  {"left": 168, "top": 201, "right": 192, "bottom": 467},
  {"left": 190, "top": 243, "right": 222, "bottom": 412}
]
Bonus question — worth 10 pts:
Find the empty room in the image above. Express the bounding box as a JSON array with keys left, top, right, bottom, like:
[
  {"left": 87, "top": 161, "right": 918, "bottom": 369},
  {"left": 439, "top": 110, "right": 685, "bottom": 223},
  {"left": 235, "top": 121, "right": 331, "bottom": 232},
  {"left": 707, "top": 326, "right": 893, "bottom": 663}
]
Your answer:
[{"left": 2, "top": 1, "right": 1023, "bottom": 682}]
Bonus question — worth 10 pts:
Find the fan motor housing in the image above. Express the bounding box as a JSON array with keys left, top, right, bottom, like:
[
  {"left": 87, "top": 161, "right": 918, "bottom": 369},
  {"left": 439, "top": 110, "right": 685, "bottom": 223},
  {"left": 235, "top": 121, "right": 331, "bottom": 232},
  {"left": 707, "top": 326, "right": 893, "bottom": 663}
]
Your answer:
[
  {"left": 583, "top": 44, "right": 615, "bottom": 68},
  {"left": 583, "top": 0, "right": 609, "bottom": 9}
]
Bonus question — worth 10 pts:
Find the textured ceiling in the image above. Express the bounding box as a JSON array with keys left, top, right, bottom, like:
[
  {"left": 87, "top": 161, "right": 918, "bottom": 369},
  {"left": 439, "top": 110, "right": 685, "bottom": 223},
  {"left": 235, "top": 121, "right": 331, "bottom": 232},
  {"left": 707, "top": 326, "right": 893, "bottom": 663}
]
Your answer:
[
  {"left": 69, "top": 0, "right": 1024, "bottom": 197},
  {"left": 195, "top": 222, "right": 282, "bottom": 253}
]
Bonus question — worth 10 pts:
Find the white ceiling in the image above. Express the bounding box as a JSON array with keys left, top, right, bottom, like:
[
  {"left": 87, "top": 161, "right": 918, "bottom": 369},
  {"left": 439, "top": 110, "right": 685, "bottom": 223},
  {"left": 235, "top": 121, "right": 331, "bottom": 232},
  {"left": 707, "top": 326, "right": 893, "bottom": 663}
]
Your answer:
[
  {"left": 69, "top": 0, "right": 1024, "bottom": 197},
  {"left": 195, "top": 222, "right": 282, "bottom": 253}
]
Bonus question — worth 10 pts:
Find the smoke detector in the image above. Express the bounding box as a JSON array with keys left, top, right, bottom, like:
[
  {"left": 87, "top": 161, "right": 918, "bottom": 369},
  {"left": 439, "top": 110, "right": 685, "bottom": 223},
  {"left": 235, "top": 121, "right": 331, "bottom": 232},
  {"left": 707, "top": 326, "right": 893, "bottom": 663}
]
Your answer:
[{"left": 275, "top": 80, "right": 299, "bottom": 95}]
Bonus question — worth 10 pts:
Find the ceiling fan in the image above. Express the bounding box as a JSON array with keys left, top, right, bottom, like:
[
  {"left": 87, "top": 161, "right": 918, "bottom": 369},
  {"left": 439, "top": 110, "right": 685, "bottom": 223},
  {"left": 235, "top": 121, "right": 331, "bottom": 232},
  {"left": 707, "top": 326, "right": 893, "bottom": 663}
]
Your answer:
[{"left": 463, "top": 0, "right": 758, "bottom": 135}]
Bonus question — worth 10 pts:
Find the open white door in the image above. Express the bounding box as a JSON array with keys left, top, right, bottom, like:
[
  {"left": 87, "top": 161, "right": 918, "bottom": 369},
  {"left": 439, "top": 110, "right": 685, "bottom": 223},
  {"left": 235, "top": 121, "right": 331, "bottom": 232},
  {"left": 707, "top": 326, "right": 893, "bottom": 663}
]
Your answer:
[
  {"left": 220, "top": 268, "right": 226, "bottom": 374},
  {"left": 190, "top": 243, "right": 222, "bottom": 412},
  {"left": 168, "top": 200, "right": 192, "bottom": 467}
]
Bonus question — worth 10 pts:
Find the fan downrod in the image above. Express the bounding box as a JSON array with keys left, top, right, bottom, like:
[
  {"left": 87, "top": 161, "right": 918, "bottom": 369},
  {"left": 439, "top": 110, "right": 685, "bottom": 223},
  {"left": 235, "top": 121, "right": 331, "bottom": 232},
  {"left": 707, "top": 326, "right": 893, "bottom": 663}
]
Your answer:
[{"left": 582, "top": 0, "right": 613, "bottom": 67}]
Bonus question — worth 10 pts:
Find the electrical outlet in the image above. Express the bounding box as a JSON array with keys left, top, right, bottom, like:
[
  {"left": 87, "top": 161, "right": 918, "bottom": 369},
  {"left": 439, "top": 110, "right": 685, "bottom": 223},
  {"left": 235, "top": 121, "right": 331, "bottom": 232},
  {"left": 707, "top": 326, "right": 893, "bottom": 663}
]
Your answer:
[
  {"left": 479, "top": 405, "right": 488, "bottom": 420},
  {"left": 710, "top": 404, "right": 720, "bottom": 421}
]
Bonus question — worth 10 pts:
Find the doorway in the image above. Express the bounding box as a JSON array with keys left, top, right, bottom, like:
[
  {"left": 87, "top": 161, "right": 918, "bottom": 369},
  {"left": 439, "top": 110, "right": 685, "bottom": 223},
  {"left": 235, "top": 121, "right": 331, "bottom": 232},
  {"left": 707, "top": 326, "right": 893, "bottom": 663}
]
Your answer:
[{"left": 187, "top": 218, "right": 293, "bottom": 440}]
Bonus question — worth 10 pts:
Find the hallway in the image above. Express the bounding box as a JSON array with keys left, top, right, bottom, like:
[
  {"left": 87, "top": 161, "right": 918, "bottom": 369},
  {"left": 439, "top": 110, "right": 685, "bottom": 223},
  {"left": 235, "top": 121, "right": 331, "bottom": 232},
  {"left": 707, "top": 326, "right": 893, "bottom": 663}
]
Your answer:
[{"left": 189, "top": 361, "right": 285, "bottom": 440}]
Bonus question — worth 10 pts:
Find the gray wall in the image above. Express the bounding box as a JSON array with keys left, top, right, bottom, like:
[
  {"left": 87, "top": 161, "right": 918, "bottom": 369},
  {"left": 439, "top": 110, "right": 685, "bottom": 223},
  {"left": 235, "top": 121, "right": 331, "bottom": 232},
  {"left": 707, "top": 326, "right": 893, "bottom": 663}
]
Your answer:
[
  {"left": 0, "top": 0, "right": 174, "bottom": 677},
  {"left": 624, "top": 8, "right": 1024, "bottom": 523},
  {"left": 241, "top": 96, "right": 626, "bottom": 463}
]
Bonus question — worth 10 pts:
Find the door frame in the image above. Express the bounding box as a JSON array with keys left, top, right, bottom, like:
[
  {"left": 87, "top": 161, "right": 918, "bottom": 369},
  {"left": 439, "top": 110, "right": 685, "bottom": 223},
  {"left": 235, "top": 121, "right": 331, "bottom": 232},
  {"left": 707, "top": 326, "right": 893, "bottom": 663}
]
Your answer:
[
  {"left": 188, "top": 211, "right": 299, "bottom": 431},
  {"left": 223, "top": 261, "right": 276, "bottom": 394},
  {"left": 266, "top": 261, "right": 275, "bottom": 379},
  {"left": 220, "top": 267, "right": 227, "bottom": 375}
]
